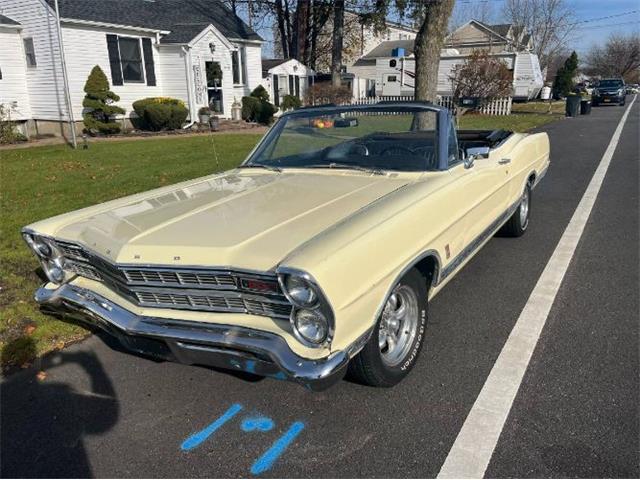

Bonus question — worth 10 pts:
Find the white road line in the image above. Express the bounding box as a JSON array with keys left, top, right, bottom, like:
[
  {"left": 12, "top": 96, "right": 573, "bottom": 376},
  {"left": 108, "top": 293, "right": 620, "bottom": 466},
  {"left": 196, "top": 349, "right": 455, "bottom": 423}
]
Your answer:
[{"left": 438, "top": 96, "right": 637, "bottom": 479}]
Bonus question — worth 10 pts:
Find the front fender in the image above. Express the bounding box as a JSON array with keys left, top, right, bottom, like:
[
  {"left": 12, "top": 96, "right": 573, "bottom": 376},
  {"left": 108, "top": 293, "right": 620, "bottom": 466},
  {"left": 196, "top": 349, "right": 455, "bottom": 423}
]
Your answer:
[{"left": 278, "top": 176, "right": 453, "bottom": 353}]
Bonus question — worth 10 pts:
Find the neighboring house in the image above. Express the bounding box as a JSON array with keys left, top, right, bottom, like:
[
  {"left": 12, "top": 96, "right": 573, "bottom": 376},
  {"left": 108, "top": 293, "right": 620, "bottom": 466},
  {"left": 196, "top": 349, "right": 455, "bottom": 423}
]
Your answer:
[
  {"left": 0, "top": 14, "right": 31, "bottom": 129},
  {"left": 261, "top": 59, "right": 315, "bottom": 108},
  {"left": 347, "top": 37, "right": 543, "bottom": 101},
  {"left": 446, "top": 20, "right": 533, "bottom": 55},
  {"left": 0, "top": 0, "right": 264, "bottom": 136},
  {"left": 273, "top": 10, "right": 417, "bottom": 73}
]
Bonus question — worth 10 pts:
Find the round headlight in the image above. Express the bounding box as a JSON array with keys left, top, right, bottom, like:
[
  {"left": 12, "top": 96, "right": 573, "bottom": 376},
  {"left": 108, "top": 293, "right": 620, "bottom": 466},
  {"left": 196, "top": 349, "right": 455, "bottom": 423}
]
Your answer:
[
  {"left": 34, "top": 237, "right": 53, "bottom": 258},
  {"left": 293, "top": 309, "right": 328, "bottom": 345},
  {"left": 23, "top": 233, "right": 53, "bottom": 258},
  {"left": 284, "top": 275, "right": 317, "bottom": 307},
  {"left": 43, "top": 257, "right": 66, "bottom": 284}
]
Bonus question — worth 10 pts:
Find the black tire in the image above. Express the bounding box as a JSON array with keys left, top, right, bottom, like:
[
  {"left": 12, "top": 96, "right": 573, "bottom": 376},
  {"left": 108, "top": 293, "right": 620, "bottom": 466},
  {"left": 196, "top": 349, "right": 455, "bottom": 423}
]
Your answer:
[
  {"left": 619, "top": 98, "right": 626, "bottom": 106},
  {"left": 592, "top": 101, "right": 599, "bottom": 107},
  {"left": 348, "top": 268, "right": 428, "bottom": 387},
  {"left": 499, "top": 184, "right": 531, "bottom": 237}
]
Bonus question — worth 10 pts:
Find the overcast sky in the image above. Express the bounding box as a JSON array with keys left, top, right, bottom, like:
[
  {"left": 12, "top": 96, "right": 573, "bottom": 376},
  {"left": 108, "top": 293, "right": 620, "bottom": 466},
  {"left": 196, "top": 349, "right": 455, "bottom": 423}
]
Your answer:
[{"left": 247, "top": 0, "right": 639, "bottom": 60}]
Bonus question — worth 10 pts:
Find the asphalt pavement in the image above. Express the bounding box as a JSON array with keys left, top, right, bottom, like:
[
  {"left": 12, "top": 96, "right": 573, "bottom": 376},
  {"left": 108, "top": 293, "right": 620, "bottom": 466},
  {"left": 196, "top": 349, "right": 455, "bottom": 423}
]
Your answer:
[{"left": 2, "top": 99, "right": 638, "bottom": 478}]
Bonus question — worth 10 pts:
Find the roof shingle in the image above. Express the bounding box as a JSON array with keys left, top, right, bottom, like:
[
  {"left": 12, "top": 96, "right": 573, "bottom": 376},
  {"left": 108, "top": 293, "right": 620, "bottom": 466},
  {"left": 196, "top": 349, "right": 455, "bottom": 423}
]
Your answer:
[
  {"left": 0, "top": 14, "right": 20, "bottom": 25},
  {"left": 45, "top": 0, "right": 262, "bottom": 43}
]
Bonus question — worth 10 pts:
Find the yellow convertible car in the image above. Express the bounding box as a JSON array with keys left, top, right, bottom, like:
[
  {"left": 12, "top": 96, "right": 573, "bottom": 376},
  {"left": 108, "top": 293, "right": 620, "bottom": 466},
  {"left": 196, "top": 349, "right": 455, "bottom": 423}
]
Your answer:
[{"left": 23, "top": 102, "right": 550, "bottom": 390}]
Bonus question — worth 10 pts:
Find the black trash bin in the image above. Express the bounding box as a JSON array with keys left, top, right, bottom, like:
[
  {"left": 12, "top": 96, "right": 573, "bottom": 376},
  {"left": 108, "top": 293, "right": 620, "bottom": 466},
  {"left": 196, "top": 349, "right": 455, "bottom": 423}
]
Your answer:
[
  {"left": 580, "top": 99, "right": 592, "bottom": 115},
  {"left": 566, "top": 95, "right": 581, "bottom": 117}
]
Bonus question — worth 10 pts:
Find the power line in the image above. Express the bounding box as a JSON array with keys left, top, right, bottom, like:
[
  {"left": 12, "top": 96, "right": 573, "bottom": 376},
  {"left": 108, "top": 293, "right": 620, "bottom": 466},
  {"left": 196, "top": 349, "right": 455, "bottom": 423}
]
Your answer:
[
  {"left": 575, "top": 20, "right": 639, "bottom": 30},
  {"left": 567, "top": 10, "right": 639, "bottom": 26}
]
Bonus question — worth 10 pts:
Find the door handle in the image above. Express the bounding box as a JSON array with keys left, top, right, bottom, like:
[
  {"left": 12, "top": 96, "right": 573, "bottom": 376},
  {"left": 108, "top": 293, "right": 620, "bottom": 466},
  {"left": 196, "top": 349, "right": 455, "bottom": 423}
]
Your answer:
[{"left": 499, "top": 158, "right": 511, "bottom": 165}]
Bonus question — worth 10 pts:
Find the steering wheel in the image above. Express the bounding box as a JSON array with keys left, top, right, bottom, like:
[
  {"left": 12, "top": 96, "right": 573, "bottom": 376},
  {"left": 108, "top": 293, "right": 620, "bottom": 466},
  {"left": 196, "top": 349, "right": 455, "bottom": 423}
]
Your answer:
[
  {"left": 381, "top": 146, "right": 414, "bottom": 156},
  {"left": 349, "top": 143, "right": 369, "bottom": 156}
]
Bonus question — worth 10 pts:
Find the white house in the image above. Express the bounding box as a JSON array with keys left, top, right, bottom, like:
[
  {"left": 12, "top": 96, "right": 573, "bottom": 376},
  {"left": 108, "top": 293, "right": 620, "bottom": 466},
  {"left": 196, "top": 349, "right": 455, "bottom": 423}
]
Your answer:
[
  {"left": 0, "top": 14, "right": 31, "bottom": 126},
  {"left": 261, "top": 59, "right": 315, "bottom": 108},
  {"left": 348, "top": 39, "right": 543, "bottom": 101},
  {"left": 0, "top": 0, "right": 265, "bottom": 136}
]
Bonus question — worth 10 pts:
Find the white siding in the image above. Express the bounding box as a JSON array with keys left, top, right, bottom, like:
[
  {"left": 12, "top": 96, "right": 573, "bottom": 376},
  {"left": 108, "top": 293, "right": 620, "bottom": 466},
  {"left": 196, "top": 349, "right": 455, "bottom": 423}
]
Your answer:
[
  {"left": 233, "top": 42, "right": 261, "bottom": 99},
  {"left": 0, "top": 27, "right": 31, "bottom": 120},
  {"left": 157, "top": 45, "right": 188, "bottom": 103},
  {"left": 372, "top": 53, "right": 517, "bottom": 97},
  {"left": 61, "top": 24, "right": 163, "bottom": 120},
  {"left": 0, "top": 0, "right": 68, "bottom": 120},
  {"left": 513, "top": 52, "right": 543, "bottom": 100}
]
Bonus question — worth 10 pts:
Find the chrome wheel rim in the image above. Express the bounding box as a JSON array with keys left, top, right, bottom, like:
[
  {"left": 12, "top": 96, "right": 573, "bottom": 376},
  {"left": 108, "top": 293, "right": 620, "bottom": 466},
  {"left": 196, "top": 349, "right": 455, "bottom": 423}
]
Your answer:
[
  {"left": 379, "top": 285, "right": 419, "bottom": 367},
  {"left": 520, "top": 188, "right": 530, "bottom": 229}
]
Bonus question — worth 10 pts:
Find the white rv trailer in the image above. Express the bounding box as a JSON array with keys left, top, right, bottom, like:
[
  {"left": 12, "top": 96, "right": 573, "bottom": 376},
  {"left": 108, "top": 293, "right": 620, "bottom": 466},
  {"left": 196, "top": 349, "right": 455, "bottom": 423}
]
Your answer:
[{"left": 349, "top": 47, "right": 543, "bottom": 101}]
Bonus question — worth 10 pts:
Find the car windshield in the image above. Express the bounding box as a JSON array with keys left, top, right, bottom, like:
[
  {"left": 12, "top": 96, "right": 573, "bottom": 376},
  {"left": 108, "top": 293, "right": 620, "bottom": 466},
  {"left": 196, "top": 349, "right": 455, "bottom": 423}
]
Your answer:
[
  {"left": 244, "top": 106, "right": 440, "bottom": 172},
  {"left": 597, "top": 80, "right": 623, "bottom": 88}
]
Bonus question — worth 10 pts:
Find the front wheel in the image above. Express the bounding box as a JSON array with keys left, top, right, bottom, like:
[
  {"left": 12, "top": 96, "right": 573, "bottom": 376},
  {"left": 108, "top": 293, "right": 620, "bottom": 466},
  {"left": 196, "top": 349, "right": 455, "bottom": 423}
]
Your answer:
[
  {"left": 499, "top": 184, "right": 531, "bottom": 237},
  {"left": 348, "top": 268, "right": 428, "bottom": 387}
]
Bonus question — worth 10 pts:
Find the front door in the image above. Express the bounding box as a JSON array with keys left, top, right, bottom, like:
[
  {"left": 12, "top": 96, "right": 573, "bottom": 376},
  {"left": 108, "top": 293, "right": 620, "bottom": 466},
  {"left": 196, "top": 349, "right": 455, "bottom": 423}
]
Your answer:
[{"left": 205, "top": 61, "right": 223, "bottom": 114}]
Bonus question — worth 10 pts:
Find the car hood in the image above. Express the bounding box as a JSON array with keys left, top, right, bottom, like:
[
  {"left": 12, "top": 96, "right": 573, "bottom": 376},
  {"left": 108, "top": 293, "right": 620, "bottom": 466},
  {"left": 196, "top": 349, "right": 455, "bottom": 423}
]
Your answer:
[{"left": 50, "top": 171, "right": 411, "bottom": 271}]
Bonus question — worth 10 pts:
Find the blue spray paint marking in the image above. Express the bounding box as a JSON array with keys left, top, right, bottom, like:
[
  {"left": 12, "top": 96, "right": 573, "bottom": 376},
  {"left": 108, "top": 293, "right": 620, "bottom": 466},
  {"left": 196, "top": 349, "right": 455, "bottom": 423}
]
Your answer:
[
  {"left": 241, "top": 416, "right": 274, "bottom": 432},
  {"left": 250, "top": 422, "right": 305, "bottom": 475},
  {"left": 181, "top": 403, "right": 243, "bottom": 451},
  {"left": 245, "top": 360, "right": 256, "bottom": 374}
]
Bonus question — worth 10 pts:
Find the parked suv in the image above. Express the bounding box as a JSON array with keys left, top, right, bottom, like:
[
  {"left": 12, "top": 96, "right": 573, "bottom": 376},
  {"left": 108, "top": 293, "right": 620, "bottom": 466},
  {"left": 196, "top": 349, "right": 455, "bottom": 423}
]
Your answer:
[{"left": 592, "top": 78, "right": 626, "bottom": 106}]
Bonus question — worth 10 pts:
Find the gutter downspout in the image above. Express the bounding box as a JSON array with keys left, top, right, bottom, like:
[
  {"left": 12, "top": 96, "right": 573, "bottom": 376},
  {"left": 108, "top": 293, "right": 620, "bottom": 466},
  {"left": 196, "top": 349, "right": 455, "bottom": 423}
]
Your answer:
[
  {"left": 54, "top": 0, "right": 77, "bottom": 148},
  {"left": 181, "top": 45, "right": 196, "bottom": 129}
]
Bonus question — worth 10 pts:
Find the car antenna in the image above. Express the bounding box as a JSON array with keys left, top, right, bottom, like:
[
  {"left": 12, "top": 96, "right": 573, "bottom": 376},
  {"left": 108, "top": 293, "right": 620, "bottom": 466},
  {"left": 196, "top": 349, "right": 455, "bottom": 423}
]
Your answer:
[{"left": 208, "top": 118, "right": 221, "bottom": 172}]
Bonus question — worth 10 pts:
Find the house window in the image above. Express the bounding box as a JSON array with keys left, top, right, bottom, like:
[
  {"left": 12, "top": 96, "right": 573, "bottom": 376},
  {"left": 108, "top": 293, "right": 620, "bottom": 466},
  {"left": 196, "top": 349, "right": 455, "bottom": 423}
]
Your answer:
[
  {"left": 231, "top": 47, "right": 246, "bottom": 85},
  {"left": 24, "top": 38, "right": 37, "bottom": 67},
  {"left": 118, "top": 37, "right": 144, "bottom": 82}
]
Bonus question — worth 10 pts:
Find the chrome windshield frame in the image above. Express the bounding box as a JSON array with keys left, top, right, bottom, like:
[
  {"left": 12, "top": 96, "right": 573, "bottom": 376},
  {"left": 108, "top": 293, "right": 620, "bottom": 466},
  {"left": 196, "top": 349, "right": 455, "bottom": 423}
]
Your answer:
[{"left": 241, "top": 101, "right": 452, "bottom": 172}]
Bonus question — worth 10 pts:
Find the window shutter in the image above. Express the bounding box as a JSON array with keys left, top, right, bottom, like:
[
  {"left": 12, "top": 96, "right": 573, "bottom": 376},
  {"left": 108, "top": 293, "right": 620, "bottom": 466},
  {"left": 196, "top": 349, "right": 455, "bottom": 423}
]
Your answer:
[
  {"left": 288, "top": 75, "right": 294, "bottom": 95},
  {"left": 142, "top": 38, "right": 156, "bottom": 86},
  {"left": 273, "top": 75, "right": 279, "bottom": 107},
  {"left": 294, "top": 76, "right": 300, "bottom": 97},
  {"left": 106, "top": 34, "right": 123, "bottom": 86}
]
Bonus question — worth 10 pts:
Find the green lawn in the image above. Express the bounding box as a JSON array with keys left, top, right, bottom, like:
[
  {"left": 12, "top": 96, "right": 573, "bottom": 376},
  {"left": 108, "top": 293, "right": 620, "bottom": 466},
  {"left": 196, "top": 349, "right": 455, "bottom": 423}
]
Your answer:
[
  {"left": 0, "top": 133, "right": 261, "bottom": 369},
  {"left": 460, "top": 100, "right": 565, "bottom": 131},
  {"left": 0, "top": 106, "right": 565, "bottom": 370}
]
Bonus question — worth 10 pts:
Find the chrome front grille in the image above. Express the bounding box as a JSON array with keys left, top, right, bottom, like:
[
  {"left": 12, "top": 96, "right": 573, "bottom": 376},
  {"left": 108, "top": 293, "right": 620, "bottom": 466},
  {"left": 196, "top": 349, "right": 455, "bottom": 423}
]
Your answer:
[
  {"left": 122, "top": 269, "right": 236, "bottom": 287},
  {"left": 54, "top": 240, "right": 292, "bottom": 319}
]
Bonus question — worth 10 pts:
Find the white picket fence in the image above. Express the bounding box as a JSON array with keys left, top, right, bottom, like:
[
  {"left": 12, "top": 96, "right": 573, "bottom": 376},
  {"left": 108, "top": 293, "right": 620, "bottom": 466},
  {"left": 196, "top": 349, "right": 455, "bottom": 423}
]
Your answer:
[{"left": 348, "top": 95, "right": 513, "bottom": 116}]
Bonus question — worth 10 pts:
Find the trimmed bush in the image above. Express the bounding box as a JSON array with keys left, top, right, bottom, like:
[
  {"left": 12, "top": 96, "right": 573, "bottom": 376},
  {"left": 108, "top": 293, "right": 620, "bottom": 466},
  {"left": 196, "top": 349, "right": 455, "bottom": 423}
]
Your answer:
[
  {"left": 256, "top": 101, "right": 277, "bottom": 124},
  {"left": 82, "top": 65, "right": 125, "bottom": 135},
  {"left": 281, "top": 94, "right": 302, "bottom": 111},
  {"left": 304, "top": 83, "right": 352, "bottom": 106},
  {"left": 250, "top": 85, "right": 270, "bottom": 102},
  {"left": 132, "top": 97, "right": 188, "bottom": 131},
  {"left": 241, "top": 96, "right": 261, "bottom": 121},
  {"left": 241, "top": 96, "right": 277, "bottom": 125}
]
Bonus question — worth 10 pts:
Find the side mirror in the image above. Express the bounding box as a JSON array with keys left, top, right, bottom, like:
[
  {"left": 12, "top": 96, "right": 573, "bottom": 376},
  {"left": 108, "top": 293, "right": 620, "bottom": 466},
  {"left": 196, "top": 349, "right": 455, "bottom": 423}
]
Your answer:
[{"left": 464, "top": 146, "right": 490, "bottom": 169}]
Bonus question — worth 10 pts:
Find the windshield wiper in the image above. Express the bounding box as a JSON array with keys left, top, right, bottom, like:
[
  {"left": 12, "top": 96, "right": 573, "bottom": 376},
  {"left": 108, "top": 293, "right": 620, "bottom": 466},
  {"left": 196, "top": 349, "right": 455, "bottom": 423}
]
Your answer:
[
  {"left": 238, "top": 163, "right": 282, "bottom": 173},
  {"left": 307, "top": 163, "right": 385, "bottom": 175}
]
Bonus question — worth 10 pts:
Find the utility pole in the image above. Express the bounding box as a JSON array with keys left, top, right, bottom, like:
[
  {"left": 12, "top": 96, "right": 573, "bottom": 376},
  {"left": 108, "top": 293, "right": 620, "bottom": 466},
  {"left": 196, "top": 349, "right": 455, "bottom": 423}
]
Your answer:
[{"left": 54, "top": 0, "right": 77, "bottom": 148}]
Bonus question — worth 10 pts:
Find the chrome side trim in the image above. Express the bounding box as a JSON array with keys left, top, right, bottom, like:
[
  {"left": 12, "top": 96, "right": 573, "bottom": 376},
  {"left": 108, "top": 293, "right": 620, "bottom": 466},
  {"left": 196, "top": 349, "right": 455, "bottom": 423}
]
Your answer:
[
  {"left": 35, "top": 283, "right": 353, "bottom": 391},
  {"left": 439, "top": 198, "right": 521, "bottom": 282},
  {"left": 532, "top": 164, "right": 549, "bottom": 189}
]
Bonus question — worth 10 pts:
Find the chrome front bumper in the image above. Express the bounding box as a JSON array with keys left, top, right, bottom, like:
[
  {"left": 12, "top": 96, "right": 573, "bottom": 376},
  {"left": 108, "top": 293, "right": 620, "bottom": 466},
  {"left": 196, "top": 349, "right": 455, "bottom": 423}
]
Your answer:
[{"left": 36, "top": 284, "right": 366, "bottom": 391}]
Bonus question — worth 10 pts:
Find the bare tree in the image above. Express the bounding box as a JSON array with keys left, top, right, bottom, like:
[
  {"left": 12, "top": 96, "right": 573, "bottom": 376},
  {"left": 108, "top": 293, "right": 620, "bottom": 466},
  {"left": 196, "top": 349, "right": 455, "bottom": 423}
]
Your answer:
[
  {"left": 449, "top": 0, "right": 495, "bottom": 32},
  {"left": 450, "top": 50, "right": 513, "bottom": 105},
  {"left": 413, "top": 0, "right": 456, "bottom": 102},
  {"left": 361, "top": 0, "right": 454, "bottom": 103},
  {"left": 583, "top": 33, "right": 640, "bottom": 81},
  {"left": 331, "top": 0, "right": 345, "bottom": 86},
  {"left": 503, "top": 0, "right": 576, "bottom": 74}
]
